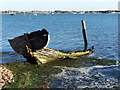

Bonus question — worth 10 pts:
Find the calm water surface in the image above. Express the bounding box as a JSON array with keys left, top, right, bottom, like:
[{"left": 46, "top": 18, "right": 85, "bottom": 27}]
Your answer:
[{"left": 1, "top": 13, "right": 118, "bottom": 63}]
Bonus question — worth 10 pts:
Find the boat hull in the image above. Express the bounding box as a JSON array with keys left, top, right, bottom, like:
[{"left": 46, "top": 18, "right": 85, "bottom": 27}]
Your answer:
[{"left": 8, "top": 29, "right": 49, "bottom": 57}]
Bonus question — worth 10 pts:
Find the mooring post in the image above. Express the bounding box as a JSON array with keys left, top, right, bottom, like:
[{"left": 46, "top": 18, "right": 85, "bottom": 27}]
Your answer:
[{"left": 81, "top": 20, "right": 88, "bottom": 51}]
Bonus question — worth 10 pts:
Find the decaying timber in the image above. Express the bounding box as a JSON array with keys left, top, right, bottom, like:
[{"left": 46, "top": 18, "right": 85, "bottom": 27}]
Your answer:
[
  {"left": 33, "top": 48, "right": 93, "bottom": 64},
  {"left": 8, "top": 29, "right": 93, "bottom": 64},
  {"left": 8, "top": 20, "right": 94, "bottom": 64},
  {"left": 8, "top": 29, "right": 49, "bottom": 57}
]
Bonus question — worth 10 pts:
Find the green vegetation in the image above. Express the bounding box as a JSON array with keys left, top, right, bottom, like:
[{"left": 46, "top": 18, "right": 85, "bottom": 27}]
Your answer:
[
  {"left": 3, "top": 56, "right": 117, "bottom": 88},
  {"left": 3, "top": 61, "right": 61, "bottom": 88}
]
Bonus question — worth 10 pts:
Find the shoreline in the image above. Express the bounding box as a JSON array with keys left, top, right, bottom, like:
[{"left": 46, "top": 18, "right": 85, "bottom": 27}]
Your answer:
[
  {"left": 0, "top": 10, "right": 120, "bottom": 15},
  {"left": 1, "top": 56, "right": 119, "bottom": 89}
]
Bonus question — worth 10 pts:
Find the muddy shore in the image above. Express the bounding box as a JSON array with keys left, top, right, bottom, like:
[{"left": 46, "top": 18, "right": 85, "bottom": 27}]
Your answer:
[{"left": 0, "top": 56, "right": 119, "bottom": 89}]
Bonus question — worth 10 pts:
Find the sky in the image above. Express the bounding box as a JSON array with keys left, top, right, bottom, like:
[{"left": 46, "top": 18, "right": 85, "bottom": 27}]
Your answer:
[{"left": 0, "top": 0, "right": 119, "bottom": 11}]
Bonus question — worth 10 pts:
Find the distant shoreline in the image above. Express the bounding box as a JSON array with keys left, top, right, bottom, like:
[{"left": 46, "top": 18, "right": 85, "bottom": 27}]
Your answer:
[{"left": 0, "top": 10, "right": 120, "bottom": 14}]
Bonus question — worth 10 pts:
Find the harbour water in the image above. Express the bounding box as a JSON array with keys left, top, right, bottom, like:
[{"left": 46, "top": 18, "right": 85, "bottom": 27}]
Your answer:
[{"left": 1, "top": 13, "right": 118, "bottom": 63}]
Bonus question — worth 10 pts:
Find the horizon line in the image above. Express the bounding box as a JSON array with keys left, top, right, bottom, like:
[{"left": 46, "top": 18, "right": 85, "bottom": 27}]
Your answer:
[{"left": 0, "top": 9, "right": 118, "bottom": 11}]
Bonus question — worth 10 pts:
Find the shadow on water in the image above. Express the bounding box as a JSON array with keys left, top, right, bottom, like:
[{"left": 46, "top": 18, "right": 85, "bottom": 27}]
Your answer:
[{"left": 0, "top": 51, "right": 26, "bottom": 63}]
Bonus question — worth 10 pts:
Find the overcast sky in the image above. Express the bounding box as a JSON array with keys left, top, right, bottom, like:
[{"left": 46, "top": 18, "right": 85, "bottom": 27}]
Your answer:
[{"left": 0, "top": 0, "right": 119, "bottom": 11}]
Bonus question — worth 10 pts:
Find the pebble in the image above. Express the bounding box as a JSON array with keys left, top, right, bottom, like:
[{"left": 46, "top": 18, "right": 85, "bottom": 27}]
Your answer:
[{"left": 0, "top": 65, "right": 14, "bottom": 88}]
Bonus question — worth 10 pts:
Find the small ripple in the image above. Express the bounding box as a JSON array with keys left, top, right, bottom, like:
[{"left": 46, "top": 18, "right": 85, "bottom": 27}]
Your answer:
[{"left": 1, "top": 51, "right": 26, "bottom": 63}]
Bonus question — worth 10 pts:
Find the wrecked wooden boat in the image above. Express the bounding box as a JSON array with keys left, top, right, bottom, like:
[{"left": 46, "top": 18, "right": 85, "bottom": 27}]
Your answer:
[
  {"left": 8, "top": 29, "right": 93, "bottom": 64},
  {"left": 8, "top": 20, "right": 94, "bottom": 64}
]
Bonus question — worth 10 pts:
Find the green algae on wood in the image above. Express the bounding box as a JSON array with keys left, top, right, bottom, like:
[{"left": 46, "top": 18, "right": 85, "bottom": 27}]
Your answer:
[{"left": 32, "top": 48, "right": 93, "bottom": 64}]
